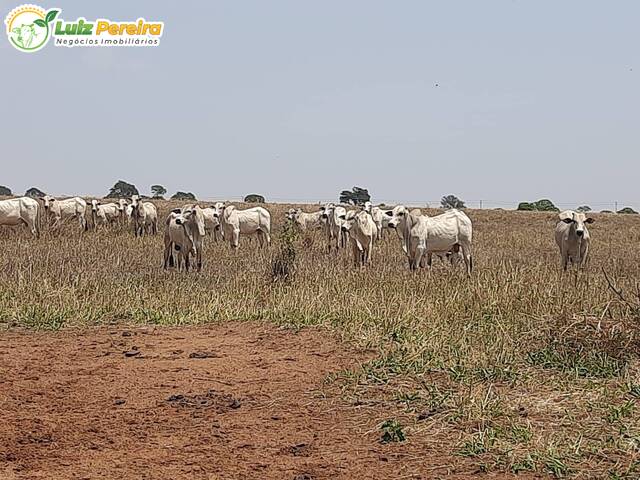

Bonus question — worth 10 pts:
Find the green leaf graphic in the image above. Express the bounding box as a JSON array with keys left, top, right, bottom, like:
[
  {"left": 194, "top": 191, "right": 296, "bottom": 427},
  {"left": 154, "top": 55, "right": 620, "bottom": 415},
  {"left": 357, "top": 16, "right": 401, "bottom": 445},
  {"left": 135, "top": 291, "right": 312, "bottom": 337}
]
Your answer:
[
  {"left": 45, "top": 10, "right": 59, "bottom": 23},
  {"left": 34, "top": 19, "right": 46, "bottom": 28}
]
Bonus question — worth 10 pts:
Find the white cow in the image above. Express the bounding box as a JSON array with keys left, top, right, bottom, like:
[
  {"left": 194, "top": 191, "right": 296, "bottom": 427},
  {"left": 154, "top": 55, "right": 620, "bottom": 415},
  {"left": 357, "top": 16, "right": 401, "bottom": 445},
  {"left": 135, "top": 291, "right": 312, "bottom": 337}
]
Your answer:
[
  {"left": 320, "top": 203, "right": 348, "bottom": 250},
  {"left": 130, "top": 196, "right": 158, "bottom": 237},
  {"left": 341, "top": 210, "right": 377, "bottom": 266},
  {"left": 363, "top": 201, "right": 386, "bottom": 240},
  {"left": 116, "top": 199, "right": 129, "bottom": 223},
  {"left": 411, "top": 210, "right": 473, "bottom": 274},
  {"left": 286, "top": 208, "right": 323, "bottom": 231},
  {"left": 386, "top": 208, "right": 473, "bottom": 274},
  {"left": 163, "top": 206, "right": 206, "bottom": 272},
  {"left": 0, "top": 197, "right": 39, "bottom": 237},
  {"left": 217, "top": 204, "right": 271, "bottom": 249},
  {"left": 42, "top": 195, "right": 88, "bottom": 231},
  {"left": 90, "top": 199, "right": 121, "bottom": 227},
  {"left": 555, "top": 210, "right": 594, "bottom": 270}
]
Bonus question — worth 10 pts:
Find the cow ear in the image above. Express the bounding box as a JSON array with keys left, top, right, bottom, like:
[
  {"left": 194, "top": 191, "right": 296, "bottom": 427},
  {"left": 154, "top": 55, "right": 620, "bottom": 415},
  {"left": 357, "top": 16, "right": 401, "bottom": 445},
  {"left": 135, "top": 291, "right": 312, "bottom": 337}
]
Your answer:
[{"left": 585, "top": 218, "right": 594, "bottom": 224}]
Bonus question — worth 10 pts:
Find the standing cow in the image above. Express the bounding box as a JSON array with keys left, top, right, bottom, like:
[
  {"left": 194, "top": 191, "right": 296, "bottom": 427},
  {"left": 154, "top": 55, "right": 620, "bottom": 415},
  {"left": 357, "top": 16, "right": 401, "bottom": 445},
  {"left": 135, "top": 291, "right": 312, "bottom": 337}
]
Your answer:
[
  {"left": 555, "top": 210, "right": 594, "bottom": 270},
  {"left": 42, "top": 195, "right": 88, "bottom": 231},
  {"left": 164, "top": 206, "right": 206, "bottom": 272},
  {"left": 341, "top": 210, "right": 377, "bottom": 266},
  {"left": 90, "top": 199, "right": 121, "bottom": 228},
  {"left": 320, "top": 203, "right": 348, "bottom": 250},
  {"left": 130, "top": 196, "right": 158, "bottom": 237},
  {"left": 0, "top": 197, "right": 40, "bottom": 237},
  {"left": 215, "top": 204, "right": 271, "bottom": 249}
]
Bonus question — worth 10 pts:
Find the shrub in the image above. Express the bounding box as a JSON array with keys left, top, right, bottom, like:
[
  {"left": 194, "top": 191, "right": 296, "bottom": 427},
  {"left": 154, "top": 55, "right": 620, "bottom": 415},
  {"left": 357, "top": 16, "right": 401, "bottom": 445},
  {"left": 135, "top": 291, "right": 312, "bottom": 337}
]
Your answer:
[
  {"left": 105, "top": 180, "right": 138, "bottom": 199},
  {"left": 171, "top": 191, "right": 196, "bottom": 201},
  {"left": 0, "top": 185, "right": 11, "bottom": 196},
  {"left": 244, "top": 194, "right": 265, "bottom": 203},
  {"left": 25, "top": 187, "right": 46, "bottom": 198}
]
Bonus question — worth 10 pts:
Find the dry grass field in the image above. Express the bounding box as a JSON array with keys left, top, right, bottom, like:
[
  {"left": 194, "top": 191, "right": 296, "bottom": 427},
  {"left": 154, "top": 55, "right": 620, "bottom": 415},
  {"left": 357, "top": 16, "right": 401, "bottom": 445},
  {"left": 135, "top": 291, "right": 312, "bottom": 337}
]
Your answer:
[{"left": 2, "top": 199, "right": 640, "bottom": 478}]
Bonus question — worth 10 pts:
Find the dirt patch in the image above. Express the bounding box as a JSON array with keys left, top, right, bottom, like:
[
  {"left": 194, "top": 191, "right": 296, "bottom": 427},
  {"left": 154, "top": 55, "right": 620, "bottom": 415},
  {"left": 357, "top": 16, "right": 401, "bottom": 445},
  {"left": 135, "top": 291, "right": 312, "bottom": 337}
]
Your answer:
[{"left": 0, "top": 322, "right": 481, "bottom": 479}]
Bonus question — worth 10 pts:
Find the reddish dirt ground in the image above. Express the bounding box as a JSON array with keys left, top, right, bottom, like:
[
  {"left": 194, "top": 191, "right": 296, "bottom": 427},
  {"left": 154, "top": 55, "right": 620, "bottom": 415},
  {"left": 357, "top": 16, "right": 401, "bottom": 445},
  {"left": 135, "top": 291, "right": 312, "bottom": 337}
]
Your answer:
[{"left": 0, "top": 322, "right": 487, "bottom": 479}]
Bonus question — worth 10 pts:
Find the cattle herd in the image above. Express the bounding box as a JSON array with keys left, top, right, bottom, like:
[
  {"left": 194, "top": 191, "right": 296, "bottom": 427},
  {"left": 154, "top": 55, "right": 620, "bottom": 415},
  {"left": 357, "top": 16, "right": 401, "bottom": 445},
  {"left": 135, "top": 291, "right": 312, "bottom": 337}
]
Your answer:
[{"left": 0, "top": 195, "right": 595, "bottom": 272}]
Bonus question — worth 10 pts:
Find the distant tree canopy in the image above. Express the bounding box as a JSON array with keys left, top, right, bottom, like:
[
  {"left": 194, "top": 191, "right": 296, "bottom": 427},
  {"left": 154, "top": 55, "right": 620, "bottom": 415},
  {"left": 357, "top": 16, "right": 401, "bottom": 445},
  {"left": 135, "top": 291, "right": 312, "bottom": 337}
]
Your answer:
[
  {"left": 171, "top": 191, "right": 197, "bottom": 201},
  {"left": 340, "top": 187, "right": 370, "bottom": 206},
  {"left": 151, "top": 185, "right": 167, "bottom": 199},
  {"left": 441, "top": 194, "right": 466, "bottom": 210},
  {"left": 0, "top": 185, "right": 11, "bottom": 196},
  {"left": 25, "top": 187, "right": 46, "bottom": 198},
  {"left": 600, "top": 210, "right": 613, "bottom": 214},
  {"left": 517, "top": 199, "right": 559, "bottom": 212},
  {"left": 244, "top": 194, "right": 265, "bottom": 203},
  {"left": 106, "top": 180, "right": 139, "bottom": 199},
  {"left": 618, "top": 207, "right": 638, "bottom": 214},
  {"left": 576, "top": 205, "right": 592, "bottom": 213}
]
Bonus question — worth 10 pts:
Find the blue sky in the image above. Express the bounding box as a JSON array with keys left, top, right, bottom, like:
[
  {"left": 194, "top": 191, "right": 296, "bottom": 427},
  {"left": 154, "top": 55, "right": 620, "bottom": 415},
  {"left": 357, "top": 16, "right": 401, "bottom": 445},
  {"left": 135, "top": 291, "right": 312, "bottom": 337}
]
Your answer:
[{"left": 2, "top": 1, "right": 638, "bottom": 209}]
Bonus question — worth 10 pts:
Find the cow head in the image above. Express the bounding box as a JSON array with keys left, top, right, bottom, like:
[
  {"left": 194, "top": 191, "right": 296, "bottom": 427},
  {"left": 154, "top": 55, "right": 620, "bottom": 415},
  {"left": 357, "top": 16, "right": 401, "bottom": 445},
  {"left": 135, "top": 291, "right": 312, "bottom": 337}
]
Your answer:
[
  {"left": 117, "top": 199, "right": 128, "bottom": 212},
  {"left": 362, "top": 201, "right": 372, "bottom": 213},
  {"left": 559, "top": 210, "right": 594, "bottom": 237},
  {"left": 211, "top": 202, "right": 225, "bottom": 219},
  {"left": 91, "top": 199, "right": 101, "bottom": 212},
  {"left": 384, "top": 205, "right": 407, "bottom": 229},
  {"left": 320, "top": 203, "right": 334, "bottom": 220},
  {"left": 42, "top": 195, "right": 55, "bottom": 211},
  {"left": 340, "top": 210, "right": 357, "bottom": 232}
]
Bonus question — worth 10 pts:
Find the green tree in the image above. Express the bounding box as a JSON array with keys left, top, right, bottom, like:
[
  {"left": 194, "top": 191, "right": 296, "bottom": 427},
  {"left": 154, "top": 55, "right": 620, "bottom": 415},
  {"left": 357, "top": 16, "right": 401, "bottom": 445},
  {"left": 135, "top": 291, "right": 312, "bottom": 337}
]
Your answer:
[
  {"left": 0, "top": 185, "right": 12, "bottom": 196},
  {"left": 171, "top": 191, "right": 196, "bottom": 201},
  {"left": 105, "top": 180, "right": 138, "bottom": 199},
  {"left": 25, "top": 187, "right": 46, "bottom": 198},
  {"left": 576, "top": 205, "right": 591, "bottom": 213},
  {"left": 441, "top": 194, "right": 466, "bottom": 209},
  {"left": 151, "top": 185, "right": 167, "bottom": 199},
  {"left": 517, "top": 199, "right": 559, "bottom": 212},
  {"left": 339, "top": 187, "right": 370, "bottom": 206},
  {"left": 618, "top": 207, "right": 638, "bottom": 214}
]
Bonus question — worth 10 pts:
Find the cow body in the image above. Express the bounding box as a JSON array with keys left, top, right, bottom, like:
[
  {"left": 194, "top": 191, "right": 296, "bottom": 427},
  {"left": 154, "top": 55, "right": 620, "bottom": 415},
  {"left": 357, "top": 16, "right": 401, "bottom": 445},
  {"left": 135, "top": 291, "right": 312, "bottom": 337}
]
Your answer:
[
  {"left": 130, "top": 196, "right": 158, "bottom": 237},
  {"left": 408, "top": 210, "right": 473, "bottom": 273},
  {"left": 555, "top": 210, "right": 593, "bottom": 270},
  {"left": 363, "top": 202, "right": 386, "bottom": 240},
  {"left": 287, "top": 208, "right": 323, "bottom": 231},
  {"left": 43, "top": 195, "right": 87, "bottom": 231},
  {"left": 218, "top": 205, "right": 271, "bottom": 249},
  {"left": 90, "top": 200, "right": 120, "bottom": 227},
  {"left": 0, "top": 197, "right": 39, "bottom": 237},
  {"left": 342, "top": 210, "right": 377, "bottom": 266}
]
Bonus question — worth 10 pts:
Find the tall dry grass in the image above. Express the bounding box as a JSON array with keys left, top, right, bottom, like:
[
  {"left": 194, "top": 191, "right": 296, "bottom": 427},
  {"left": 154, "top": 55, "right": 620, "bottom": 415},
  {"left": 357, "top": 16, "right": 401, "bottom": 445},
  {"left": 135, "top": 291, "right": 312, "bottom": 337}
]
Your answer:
[{"left": 2, "top": 200, "right": 640, "bottom": 476}]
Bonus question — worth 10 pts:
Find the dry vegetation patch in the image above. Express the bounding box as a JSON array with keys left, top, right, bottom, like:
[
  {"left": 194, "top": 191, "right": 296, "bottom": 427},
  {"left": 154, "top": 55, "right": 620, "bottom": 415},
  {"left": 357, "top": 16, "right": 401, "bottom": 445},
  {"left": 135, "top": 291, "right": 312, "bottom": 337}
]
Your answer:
[{"left": 2, "top": 201, "right": 640, "bottom": 477}]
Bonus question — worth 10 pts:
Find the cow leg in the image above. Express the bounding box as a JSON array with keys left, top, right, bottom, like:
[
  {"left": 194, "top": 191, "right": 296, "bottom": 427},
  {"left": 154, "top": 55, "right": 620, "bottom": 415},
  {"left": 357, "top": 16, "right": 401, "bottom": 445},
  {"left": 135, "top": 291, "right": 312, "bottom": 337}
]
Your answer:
[{"left": 460, "top": 242, "right": 473, "bottom": 275}]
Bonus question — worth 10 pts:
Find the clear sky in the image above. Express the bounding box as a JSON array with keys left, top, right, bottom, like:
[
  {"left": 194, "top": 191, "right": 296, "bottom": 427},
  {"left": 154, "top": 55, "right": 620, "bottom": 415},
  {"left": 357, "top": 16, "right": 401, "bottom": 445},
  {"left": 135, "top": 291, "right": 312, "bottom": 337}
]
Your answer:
[{"left": 2, "top": 1, "right": 638, "bottom": 210}]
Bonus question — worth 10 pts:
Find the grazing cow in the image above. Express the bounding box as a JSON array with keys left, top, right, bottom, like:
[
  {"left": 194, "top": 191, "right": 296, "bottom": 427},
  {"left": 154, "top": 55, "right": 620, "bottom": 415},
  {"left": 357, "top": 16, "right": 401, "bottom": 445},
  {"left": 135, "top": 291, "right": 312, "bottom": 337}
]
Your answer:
[
  {"left": 0, "top": 196, "right": 39, "bottom": 237},
  {"left": 130, "top": 196, "right": 158, "bottom": 237},
  {"left": 163, "top": 206, "right": 206, "bottom": 272},
  {"left": 286, "top": 208, "right": 323, "bottom": 231},
  {"left": 411, "top": 210, "right": 473, "bottom": 274},
  {"left": 217, "top": 204, "right": 271, "bottom": 249},
  {"left": 42, "top": 195, "right": 88, "bottom": 231},
  {"left": 555, "top": 210, "right": 594, "bottom": 270},
  {"left": 320, "top": 203, "right": 348, "bottom": 250},
  {"left": 90, "top": 200, "right": 121, "bottom": 227},
  {"left": 341, "top": 210, "right": 377, "bottom": 266}
]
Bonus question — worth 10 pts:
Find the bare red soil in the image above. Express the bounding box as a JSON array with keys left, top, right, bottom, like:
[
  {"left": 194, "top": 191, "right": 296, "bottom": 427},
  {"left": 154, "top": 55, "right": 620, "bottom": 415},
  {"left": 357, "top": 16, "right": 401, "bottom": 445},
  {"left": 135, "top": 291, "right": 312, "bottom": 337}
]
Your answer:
[{"left": 0, "top": 322, "right": 489, "bottom": 479}]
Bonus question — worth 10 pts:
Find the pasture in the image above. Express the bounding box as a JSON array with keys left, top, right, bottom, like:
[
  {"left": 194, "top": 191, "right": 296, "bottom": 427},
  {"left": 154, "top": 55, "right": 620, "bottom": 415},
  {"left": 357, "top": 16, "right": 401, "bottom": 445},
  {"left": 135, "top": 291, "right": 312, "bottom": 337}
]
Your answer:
[{"left": 1, "top": 200, "right": 640, "bottom": 478}]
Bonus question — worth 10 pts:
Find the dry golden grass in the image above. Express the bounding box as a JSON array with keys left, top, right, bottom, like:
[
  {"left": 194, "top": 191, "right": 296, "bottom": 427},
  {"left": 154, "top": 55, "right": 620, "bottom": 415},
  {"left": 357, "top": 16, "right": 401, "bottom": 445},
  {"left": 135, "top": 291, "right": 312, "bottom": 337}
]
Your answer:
[{"left": 2, "top": 200, "right": 640, "bottom": 477}]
